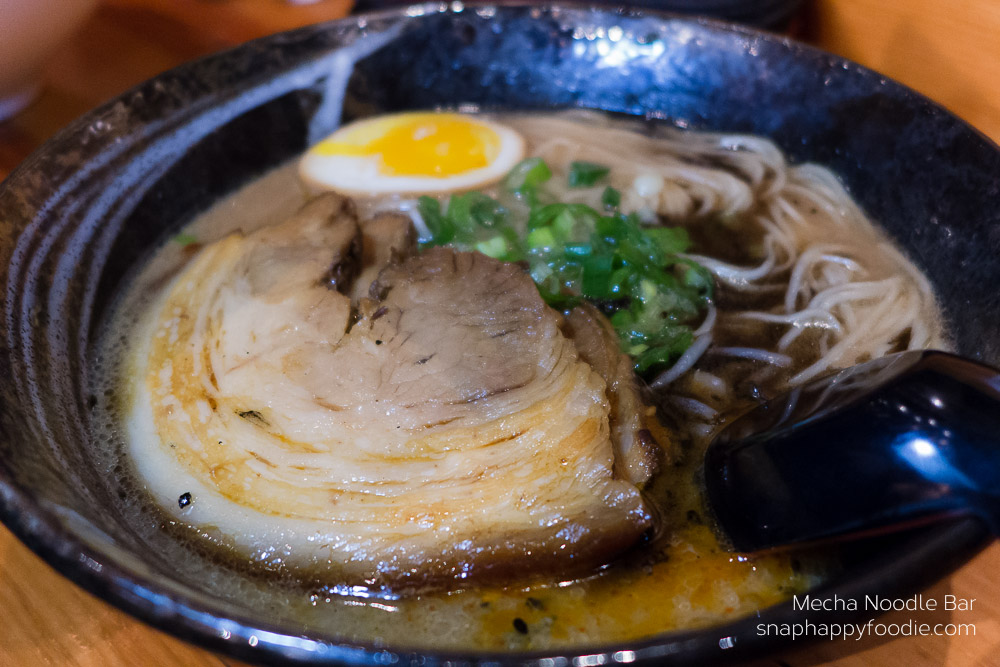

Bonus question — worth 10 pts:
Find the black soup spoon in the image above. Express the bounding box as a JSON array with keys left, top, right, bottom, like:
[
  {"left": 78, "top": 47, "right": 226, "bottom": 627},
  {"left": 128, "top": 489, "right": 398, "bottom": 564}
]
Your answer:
[{"left": 704, "top": 350, "right": 1000, "bottom": 552}]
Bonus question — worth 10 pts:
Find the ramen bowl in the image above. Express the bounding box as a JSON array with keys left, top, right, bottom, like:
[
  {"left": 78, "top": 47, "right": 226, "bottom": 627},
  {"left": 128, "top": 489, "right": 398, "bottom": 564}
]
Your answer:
[{"left": 1, "top": 4, "right": 999, "bottom": 664}]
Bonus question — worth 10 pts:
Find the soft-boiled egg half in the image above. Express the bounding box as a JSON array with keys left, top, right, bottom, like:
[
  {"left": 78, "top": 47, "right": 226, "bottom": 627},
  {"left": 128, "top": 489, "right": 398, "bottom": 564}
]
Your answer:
[{"left": 299, "top": 111, "right": 525, "bottom": 195}]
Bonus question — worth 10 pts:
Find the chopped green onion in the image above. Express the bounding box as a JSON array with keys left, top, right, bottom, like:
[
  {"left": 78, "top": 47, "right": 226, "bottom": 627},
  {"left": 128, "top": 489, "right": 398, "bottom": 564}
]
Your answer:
[
  {"left": 530, "top": 262, "right": 554, "bottom": 284},
  {"left": 475, "top": 235, "right": 509, "bottom": 258},
  {"left": 568, "top": 161, "right": 610, "bottom": 188},
  {"left": 526, "top": 227, "right": 557, "bottom": 251},
  {"left": 417, "top": 196, "right": 454, "bottom": 244},
  {"left": 504, "top": 157, "right": 552, "bottom": 193},
  {"left": 680, "top": 260, "right": 715, "bottom": 298},
  {"left": 581, "top": 255, "right": 614, "bottom": 299},
  {"left": 645, "top": 226, "right": 690, "bottom": 256},
  {"left": 601, "top": 186, "right": 621, "bottom": 210},
  {"left": 419, "top": 159, "right": 712, "bottom": 378},
  {"left": 633, "top": 329, "right": 693, "bottom": 372},
  {"left": 496, "top": 225, "right": 526, "bottom": 262},
  {"left": 608, "top": 266, "right": 633, "bottom": 295},
  {"left": 563, "top": 243, "right": 592, "bottom": 258},
  {"left": 172, "top": 232, "right": 199, "bottom": 246},
  {"left": 447, "top": 192, "right": 506, "bottom": 229}
]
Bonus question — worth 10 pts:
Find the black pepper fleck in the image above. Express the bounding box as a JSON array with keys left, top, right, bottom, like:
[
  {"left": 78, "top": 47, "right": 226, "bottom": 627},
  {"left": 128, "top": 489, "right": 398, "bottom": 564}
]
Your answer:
[
  {"left": 375, "top": 340, "right": 383, "bottom": 345},
  {"left": 513, "top": 617, "right": 528, "bottom": 634},
  {"left": 178, "top": 492, "right": 192, "bottom": 509},
  {"left": 237, "top": 409, "right": 269, "bottom": 426}
]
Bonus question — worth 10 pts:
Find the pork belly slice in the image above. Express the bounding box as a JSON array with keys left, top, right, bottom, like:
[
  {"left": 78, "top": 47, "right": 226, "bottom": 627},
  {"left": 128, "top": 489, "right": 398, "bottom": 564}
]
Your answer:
[
  {"left": 349, "top": 211, "right": 415, "bottom": 304},
  {"left": 135, "top": 195, "right": 656, "bottom": 590},
  {"left": 562, "top": 304, "right": 660, "bottom": 485}
]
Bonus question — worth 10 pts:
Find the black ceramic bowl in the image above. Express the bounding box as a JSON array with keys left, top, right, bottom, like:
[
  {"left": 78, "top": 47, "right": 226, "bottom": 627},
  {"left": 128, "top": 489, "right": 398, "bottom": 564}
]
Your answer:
[
  {"left": 2, "top": 4, "right": 999, "bottom": 665},
  {"left": 351, "top": 0, "right": 803, "bottom": 29}
]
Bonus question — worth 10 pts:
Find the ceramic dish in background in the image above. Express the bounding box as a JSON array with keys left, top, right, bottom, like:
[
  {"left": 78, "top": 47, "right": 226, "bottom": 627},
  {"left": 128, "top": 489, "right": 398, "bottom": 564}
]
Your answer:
[{"left": 2, "top": 4, "right": 1000, "bottom": 665}]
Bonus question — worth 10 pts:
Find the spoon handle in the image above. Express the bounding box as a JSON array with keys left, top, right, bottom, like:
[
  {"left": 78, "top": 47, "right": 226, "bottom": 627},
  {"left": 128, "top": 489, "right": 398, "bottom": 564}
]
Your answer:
[{"left": 704, "top": 350, "right": 1000, "bottom": 553}]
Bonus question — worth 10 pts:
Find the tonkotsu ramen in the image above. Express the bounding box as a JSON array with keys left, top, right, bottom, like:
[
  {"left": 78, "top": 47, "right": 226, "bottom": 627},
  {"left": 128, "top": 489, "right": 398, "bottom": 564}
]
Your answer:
[{"left": 96, "top": 111, "right": 947, "bottom": 650}]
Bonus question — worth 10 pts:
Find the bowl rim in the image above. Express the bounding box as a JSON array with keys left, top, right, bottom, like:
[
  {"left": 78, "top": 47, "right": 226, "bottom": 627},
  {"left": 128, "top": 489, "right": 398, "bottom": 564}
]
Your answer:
[{"left": 0, "top": 3, "right": 996, "bottom": 665}]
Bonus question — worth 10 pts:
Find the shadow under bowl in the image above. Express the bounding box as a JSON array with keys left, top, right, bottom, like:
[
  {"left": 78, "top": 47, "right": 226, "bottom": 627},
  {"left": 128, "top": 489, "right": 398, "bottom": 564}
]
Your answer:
[{"left": 1, "top": 4, "right": 999, "bottom": 665}]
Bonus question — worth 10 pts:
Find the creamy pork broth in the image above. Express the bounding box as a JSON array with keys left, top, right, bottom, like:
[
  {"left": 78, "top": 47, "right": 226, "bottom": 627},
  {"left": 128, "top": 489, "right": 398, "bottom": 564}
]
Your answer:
[{"left": 97, "top": 112, "right": 947, "bottom": 649}]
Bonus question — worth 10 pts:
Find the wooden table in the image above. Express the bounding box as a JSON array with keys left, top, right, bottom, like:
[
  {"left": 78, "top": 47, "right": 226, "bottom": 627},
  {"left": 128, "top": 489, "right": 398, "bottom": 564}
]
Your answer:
[{"left": 2, "top": 1, "right": 1000, "bottom": 665}]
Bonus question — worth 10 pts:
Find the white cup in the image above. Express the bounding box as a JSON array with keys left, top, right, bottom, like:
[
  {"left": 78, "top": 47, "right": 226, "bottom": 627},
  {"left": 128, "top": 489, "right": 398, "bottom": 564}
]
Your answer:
[{"left": 0, "top": 0, "right": 98, "bottom": 121}]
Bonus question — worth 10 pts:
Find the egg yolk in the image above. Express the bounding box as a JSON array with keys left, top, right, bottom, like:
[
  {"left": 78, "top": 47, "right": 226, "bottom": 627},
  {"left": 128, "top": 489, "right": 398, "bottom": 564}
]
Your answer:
[{"left": 313, "top": 113, "right": 502, "bottom": 177}]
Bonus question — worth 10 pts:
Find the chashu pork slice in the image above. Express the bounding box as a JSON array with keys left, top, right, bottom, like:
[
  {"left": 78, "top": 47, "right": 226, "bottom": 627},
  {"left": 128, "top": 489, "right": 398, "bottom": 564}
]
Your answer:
[
  {"left": 562, "top": 304, "right": 660, "bottom": 485},
  {"left": 129, "top": 194, "right": 655, "bottom": 590}
]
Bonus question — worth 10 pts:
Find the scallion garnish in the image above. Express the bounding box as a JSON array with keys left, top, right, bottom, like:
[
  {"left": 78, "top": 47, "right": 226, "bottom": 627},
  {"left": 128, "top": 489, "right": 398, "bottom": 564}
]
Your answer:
[
  {"left": 503, "top": 157, "right": 552, "bottom": 195},
  {"left": 568, "top": 161, "right": 610, "bottom": 188},
  {"left": 172, "top": 233, "right": 199, "bottom": 246},
  {"left": 601, "top": 186, "right": 621, "bottom": 210},
  {"left": 421, "top": 159, "right": 712, "bottom": 376}
]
